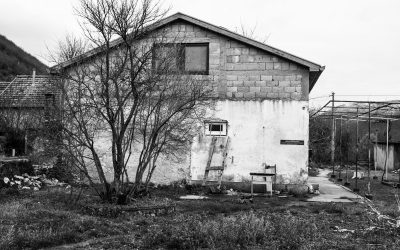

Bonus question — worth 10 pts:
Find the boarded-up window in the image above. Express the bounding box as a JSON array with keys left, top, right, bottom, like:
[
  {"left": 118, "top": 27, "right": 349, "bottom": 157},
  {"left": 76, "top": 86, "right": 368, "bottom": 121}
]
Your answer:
[
  {"left": 153, "top": 43, "right": 208, "bottom": 75},
  {"left": 153, "top": 44, "right": 182, "bottom": 72},
  {"left": 184, "top": 44, "right": 208, "bottom": 73}
]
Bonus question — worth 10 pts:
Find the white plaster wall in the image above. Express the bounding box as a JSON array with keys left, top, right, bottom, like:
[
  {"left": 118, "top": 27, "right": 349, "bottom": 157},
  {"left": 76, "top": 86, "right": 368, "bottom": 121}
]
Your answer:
[
  {"left": 87, "top": 131, "right": 190, "bottom": 185},
  {"left": 190, "top": 100, "right": 309, "bottom": 184},
  {"left": 87, "top": 100, "right": 309, "bottom": 185}
]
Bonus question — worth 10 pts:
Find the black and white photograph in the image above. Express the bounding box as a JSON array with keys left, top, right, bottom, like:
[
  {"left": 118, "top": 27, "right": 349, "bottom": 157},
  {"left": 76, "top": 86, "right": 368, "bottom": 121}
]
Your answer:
[{"left": 1, "top": 0, "right": 400, "bottom": 249}]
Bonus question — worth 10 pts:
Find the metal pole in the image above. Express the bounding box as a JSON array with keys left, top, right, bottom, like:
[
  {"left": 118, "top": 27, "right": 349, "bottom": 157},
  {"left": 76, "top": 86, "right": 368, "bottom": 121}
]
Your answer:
[
  {"left": 344, "top": 118, "right": 350, "bottom": 186},
  {"left": 331, "top": 92, "right": 336, "bottom": 178},
  {"left": 368, "top": 103, "right": 371, "bottom": 180},
  {"left": 338, "top": 116, "right": 343, "bottom": 181},
  {"left": 354, "top": 107, "right": 360, "bottom": 192},
  {"left": 386, "top": 119, "right": 389, "bottom": 181},
  {"left": 373, "top": 129, "right": 378, "bottom": 179}
]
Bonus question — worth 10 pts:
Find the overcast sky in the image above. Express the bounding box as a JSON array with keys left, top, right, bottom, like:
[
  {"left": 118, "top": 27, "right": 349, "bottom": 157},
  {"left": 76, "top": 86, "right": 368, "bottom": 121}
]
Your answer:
[{"left": 0, "top": 0, "right": 399, "bottom": 106}]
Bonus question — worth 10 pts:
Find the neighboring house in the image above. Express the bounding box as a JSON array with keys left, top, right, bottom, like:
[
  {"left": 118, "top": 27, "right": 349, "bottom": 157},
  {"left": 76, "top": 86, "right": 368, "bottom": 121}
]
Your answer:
[
  {"left": 0, "top": 72, "right": 59, "bottom": 124},
  {"left": 0, "top": 72, "right": 60, "bottom": 155},
  {"left": 51, "top": 13, "right": 324, "bottom": 184}
]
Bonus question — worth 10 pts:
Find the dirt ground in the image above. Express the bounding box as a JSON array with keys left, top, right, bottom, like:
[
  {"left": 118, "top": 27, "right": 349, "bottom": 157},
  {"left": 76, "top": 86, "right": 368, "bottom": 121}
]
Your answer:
[{"left": 1, "top": 180, "right": 400, "bottom": 249}]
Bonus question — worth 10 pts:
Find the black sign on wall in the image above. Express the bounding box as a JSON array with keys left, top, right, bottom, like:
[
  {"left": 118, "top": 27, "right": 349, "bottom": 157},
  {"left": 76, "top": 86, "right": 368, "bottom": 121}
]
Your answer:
[{"left": 280, "top": 140, "right": 304, "bottom": 145}]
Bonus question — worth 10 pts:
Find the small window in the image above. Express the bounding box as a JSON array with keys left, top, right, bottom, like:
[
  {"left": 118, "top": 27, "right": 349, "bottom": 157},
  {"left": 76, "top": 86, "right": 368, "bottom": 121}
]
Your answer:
[
  {"left": 204, "top": 120, "right": 227, "bottom": 136},
  {"left": 153, "top": 43, "right": 209, "bottom": 75}
]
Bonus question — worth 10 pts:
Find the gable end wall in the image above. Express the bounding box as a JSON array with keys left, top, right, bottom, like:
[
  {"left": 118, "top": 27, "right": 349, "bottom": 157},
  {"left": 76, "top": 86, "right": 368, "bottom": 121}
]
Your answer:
[{"left": 164, "top": 21, "right": 310, "bottom": 101}]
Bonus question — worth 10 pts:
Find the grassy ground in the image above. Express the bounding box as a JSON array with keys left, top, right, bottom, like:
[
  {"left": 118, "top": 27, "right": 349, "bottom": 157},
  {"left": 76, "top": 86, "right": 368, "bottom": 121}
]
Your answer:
[
  {"left": 332, "top": 168, "right": 400, "bottom": 219},
  {"left": 1, "top": 184, "right": 400, "bottom": 249}
]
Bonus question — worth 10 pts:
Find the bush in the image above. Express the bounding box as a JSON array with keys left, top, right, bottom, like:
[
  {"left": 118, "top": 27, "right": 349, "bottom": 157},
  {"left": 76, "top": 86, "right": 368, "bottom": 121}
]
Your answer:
[{"left": 287, "top": 185, "right": 309, "bottom": 197}]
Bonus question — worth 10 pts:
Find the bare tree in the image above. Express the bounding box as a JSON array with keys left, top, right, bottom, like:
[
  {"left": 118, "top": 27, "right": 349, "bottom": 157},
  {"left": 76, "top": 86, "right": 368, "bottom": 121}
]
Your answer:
[
  {"left": 235, "top": 22, "right": 270, "bottom": 44},
  {"left": 51, "top": 0, "right": 212, "bottom": 204}
]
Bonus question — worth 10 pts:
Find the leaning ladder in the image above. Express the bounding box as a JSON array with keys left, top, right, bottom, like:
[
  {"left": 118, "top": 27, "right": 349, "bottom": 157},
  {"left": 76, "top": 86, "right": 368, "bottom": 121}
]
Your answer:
[{"left": 202, "top": 137, "right": 230, "bottom": 186}]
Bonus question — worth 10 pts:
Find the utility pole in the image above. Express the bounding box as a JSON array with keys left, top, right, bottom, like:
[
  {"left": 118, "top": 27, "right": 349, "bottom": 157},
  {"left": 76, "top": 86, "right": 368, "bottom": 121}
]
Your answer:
[{"left": 331, "top": 92, "right": 336, "bottom": 178}]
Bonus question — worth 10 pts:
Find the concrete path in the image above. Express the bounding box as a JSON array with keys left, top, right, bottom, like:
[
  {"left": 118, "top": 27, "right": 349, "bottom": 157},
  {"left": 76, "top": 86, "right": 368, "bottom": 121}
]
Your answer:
[{"left": 307, "top": 169, "right": 361, "bottom": 202}]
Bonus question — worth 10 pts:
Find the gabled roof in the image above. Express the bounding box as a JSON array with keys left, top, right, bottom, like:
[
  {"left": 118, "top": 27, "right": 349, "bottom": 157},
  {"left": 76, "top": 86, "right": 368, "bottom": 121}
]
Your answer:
[
  {"left": 0, "top": 75, "right": 59, "bottom": 108},
  {"left": 51, "top": 12, "right": 324, "bottom": 91}
]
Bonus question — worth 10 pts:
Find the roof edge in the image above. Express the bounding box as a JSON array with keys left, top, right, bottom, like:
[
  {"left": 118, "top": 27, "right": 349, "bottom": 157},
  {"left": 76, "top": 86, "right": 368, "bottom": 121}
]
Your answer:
[{"left": 51, "top": 12, "right": 324, "bottom": 73}]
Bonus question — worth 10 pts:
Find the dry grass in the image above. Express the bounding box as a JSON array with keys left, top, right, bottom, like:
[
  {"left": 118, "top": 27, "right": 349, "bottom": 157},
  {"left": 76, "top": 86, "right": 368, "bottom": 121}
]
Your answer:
[{"left": 1, "top": 185, "right": 400, "bottom": 249}]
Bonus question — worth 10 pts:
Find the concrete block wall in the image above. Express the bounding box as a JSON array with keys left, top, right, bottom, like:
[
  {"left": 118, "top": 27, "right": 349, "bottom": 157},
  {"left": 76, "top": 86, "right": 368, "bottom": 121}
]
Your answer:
[{"left": 164, "top": 21, "right": 310, "bottom": 101}]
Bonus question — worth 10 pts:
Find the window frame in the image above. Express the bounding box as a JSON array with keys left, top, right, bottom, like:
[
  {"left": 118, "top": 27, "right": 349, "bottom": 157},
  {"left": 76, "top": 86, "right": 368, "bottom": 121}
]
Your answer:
[
  {"left": 152, "top": 43, "right": 209, "bottom": 75},
  {"left": 204, "top": 120, "right": 228, "bottom": 136}
]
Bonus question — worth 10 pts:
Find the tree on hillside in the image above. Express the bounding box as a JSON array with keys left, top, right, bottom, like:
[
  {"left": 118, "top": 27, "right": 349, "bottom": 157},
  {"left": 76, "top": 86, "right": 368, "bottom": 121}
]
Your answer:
[{"left": 50, "top": 0, "right": 212, "bottom": 204}]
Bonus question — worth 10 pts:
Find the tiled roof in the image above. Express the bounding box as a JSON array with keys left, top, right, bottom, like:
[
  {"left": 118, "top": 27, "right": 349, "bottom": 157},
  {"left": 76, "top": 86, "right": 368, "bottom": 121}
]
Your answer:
[{"left": 0, "top": 75, "right": 60, "bottom": 108}]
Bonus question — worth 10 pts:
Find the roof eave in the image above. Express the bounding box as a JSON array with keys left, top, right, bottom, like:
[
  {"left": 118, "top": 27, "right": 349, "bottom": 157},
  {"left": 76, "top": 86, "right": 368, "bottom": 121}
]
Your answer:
[{"left": 309, "top": 66, "right": 325, "bottom": 92}]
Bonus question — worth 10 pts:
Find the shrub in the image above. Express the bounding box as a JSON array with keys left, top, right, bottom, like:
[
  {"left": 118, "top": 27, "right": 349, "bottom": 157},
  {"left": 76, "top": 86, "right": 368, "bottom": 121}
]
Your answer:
[{"left": 287, "top": 185, "right": 309, "bottom": 197}]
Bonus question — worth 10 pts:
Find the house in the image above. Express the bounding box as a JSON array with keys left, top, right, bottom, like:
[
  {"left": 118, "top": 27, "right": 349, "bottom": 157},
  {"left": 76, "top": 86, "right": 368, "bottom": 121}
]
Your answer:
[
  {"left": 51, "top": 13, "right": 324, "bottom": 185},
  {"left": 0, "top": 72, "right": 60, "bottom": 155}
]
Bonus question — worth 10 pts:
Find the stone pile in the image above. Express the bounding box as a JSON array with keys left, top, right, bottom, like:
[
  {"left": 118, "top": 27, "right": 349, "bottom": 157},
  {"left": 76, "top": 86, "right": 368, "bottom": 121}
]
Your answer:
[{"left": 2, "top": 173, "right": 67, "bottom": 191}]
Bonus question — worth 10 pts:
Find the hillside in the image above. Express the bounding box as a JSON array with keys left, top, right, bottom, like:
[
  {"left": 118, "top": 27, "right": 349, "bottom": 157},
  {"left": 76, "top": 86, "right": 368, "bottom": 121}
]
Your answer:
[{"left": 0, "top": 34, "right": 48, "bottom": 81}]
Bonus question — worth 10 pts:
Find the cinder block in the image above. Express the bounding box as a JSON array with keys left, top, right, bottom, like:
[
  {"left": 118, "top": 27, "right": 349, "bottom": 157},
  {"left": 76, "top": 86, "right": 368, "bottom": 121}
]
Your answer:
[
  {"left": 248, "top": 75, "right": 260, "bottom": 81},
  {"left": 281, "top": 62, "right": 289, "bottom": 70},
  {"left": 265, "top": 62, "right": 274, "bottom": 69},
  {"left": 209, "top": 58, "right": 220, "bottom": 65},
  {"left": 186, "top": 25, "right": 194, "bottom": 32},
  {"left": 243, "top": 81, "right": 255, "bottom": 87},
  {"left": 249, "top": 86, "right": 260, "bottom": 92},
  {"left": 262, "top": 55, "right": 273, "bottom": 62},
  {"left": 289, "top": 63, "right": 298, "bottom": 70},
  {"left": 241, "top": 48, "right": 249, "bottom": 54},
  {"left": 226, "top": 92, "right": 233, "bottom": 98},
  {"left": 243, "top": 92, "right": 256, "bottom": 98},
  {"left": 226, "top": 75, "right": 238, "bottom": 81},
  {"left": 237, "top": 86, "right": 250, "bottom": 92},
  {"left": 272, "top": 86, "right": 283, "bottom": 93},
  {"left": 266, "top": 81, "right": 278, "bottom": 87},
  {"left": 290, "top": 80, "right": 302, "bottom": 86},
  {"left": 273, "top": 63, "right": 281, "bottom": 70},
  {"left": 291, "top": 92, "right": 301, "bottom": 100},
  {"left": 256, "top": 92, "right": 268, "bottom": 98},
  {"left": 227, "top": 81, "right": 234, "bottom": 87},
  {"left": 195, "top": 31, "right": 206, "bottom": 37},
  {"left": 286, "top": 75, "right": 296, "bottom": 81},
  {"left": 226, "top": 64, "right": 235, "bottom": 70},
  {"left": 247, "top": 56, "right": 255, "bottom": 62},
  {"left": 238, "top": 75, "right": 247, "bottom": 81},
  {"left": 227, "top": 87, "right": 238, "bottom": 92},
  {"left": 279, "top": 81, "right": 291, "bottom": 87},
  {"left": 285, "top": 86, "right": 296, "bottom": 93},
  {"left": 235, "top": 92, "right": 244, "bottom": 98},
  {"left": 261, "top": 75, "right": 273, "bottom": 81},
  {"left": 296, "top": 74, "right": 302, "bottom": 80},
  {"left": 232, "top": 55, "right": 240, "bottom": 63},
  {"left": 295, "top": 86, "right": 302, "bottom": 92},
  {"left": 267, "top": 92, "right": 279, "bottom": 98},
  {"left": 233, "top": 48, "right": 242, "bottom": 55},
  {"left": 232, "top": 80, "right": 244, "bottom": 86},
  {"left": 273, "top": 75, "right": 285, "bottom": 81},
  {"left": 272, "top": 57, "right": 279, "bottom": 62},
  {"left": 260, "top": 87, "right": 272, "bottom": 92},
  {"left": 249, "top": 48, "right": 258, "bottom": 55},
  {"left": 279, "top": 92, "right": 290, "bottom": 99},
  {"left": 255, "top": 81, "right": 267, "bottom": 87}
]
